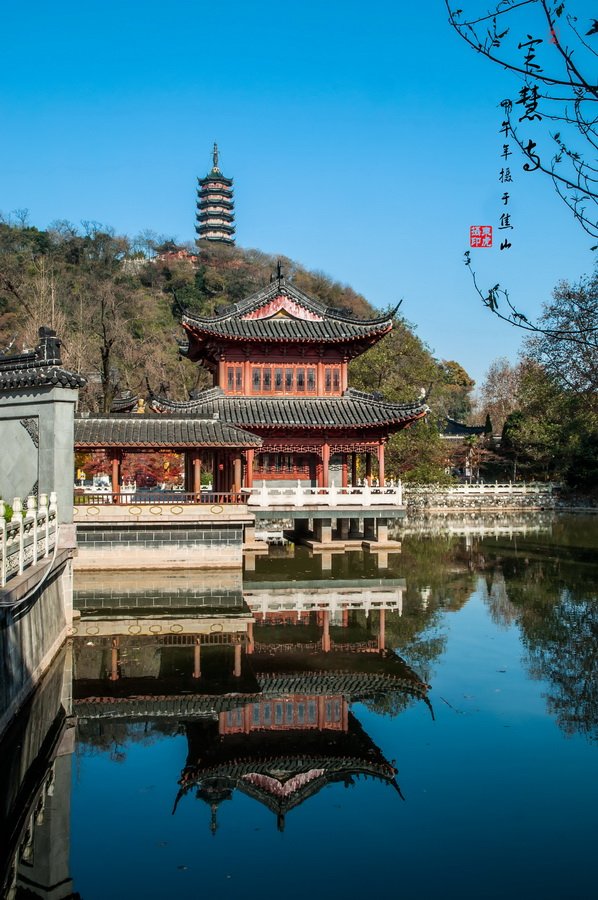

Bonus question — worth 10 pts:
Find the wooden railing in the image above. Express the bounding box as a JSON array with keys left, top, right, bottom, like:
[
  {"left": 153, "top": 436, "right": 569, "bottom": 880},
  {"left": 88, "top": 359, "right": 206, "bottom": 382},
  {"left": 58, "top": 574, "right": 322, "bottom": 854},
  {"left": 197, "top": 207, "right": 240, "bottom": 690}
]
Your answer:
[
  {"left": 74, "top": 490, "right": 245, "bottom": 506},
  {"left": 0, "top": 494, "right": 58, "bottom": 588}
]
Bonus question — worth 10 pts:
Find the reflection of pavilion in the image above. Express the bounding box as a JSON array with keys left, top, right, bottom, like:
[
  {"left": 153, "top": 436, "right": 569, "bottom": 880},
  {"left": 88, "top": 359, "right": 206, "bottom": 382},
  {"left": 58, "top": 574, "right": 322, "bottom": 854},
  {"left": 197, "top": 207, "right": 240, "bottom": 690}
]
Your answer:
[
  {"left": 72, "top": 571, "right": 430, "bottom": 832},
  {"left": 245, "top": 576, "right": 405, "bottom": 654},
  {"left": 176, "top": 709, "right": 403, "bottom": 833}
]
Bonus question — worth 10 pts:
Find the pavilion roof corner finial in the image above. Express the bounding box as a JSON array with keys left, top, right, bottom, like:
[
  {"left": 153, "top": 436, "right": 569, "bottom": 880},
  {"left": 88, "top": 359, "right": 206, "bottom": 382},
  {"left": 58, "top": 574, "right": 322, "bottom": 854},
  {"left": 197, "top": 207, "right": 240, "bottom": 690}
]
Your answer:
[{"left": 213, "top": 142, "right": 219, "bottom": 170}]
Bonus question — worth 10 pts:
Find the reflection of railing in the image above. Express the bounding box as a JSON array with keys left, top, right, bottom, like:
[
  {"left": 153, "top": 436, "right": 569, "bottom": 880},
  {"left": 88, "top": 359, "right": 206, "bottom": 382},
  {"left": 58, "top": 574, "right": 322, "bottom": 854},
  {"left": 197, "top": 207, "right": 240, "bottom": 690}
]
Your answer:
[
  {"left": 246, "top": 482, "right": 404, "bottom": 509},
  {"left": 244, "top": 587, "right": 403, "bottom": 614},
  {"left": 254, "top": 639, "right": 379, "bottom": 654},
  {"left": 0, "top": 494, "right": 58, "bottom": 588},
  {"left": 74, "top": 491, "right": 245, "bottom": 506}
]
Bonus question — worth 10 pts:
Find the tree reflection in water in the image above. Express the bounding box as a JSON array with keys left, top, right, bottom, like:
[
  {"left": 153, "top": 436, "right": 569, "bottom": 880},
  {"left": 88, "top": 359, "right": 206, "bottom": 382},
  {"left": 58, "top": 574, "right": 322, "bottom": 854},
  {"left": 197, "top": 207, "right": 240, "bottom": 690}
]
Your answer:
[{"left": 441, "top": 514, "right": 598, "bottom": 743}]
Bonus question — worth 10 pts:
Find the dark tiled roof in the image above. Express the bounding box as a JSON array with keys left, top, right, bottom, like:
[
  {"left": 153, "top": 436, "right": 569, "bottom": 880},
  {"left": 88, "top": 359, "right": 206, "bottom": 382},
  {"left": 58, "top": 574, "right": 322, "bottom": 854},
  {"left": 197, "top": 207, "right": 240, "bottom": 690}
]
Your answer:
[
  {"left": 110, "top": 393, "right": 139, "bottom": 413},
  {"left": 182, "top": 279, "right": 396, "bottom": 345},
  {"left": 150, "top": 388, "right": 428, "bottom": 431},
  {"left": 183, "top": 315, "right": 391, "bottom": 343},
  {"left": 0, "top": 327, "right": 86, "bottom": 392},
  {"left": 74, "top": 415, "right": 263, "bottom": 448},
  {"left": 440, "top": 417, "right": 487, "bottom": 438},
  {"left": 73, "top": 696, "right": 247, "bottom": 718},
  {"left": 199, "top": 171, "right": 233, "bottom": 186},
  {"left": 0, "top": 365, "right": 86, "bottom": 391}
]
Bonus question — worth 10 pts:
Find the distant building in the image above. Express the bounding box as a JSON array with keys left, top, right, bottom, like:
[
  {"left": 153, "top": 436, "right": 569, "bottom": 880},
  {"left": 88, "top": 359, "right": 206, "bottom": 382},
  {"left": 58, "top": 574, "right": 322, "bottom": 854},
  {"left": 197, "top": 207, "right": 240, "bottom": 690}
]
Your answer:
[
  {"left": 155, "top": 249, "right": 199, "bottom": 265},
  {"left": 439, "top": 416, "right": 492, "bottom": 481},
  {"left": 196, "top": 143, "right": 235, "bottom": 244}
]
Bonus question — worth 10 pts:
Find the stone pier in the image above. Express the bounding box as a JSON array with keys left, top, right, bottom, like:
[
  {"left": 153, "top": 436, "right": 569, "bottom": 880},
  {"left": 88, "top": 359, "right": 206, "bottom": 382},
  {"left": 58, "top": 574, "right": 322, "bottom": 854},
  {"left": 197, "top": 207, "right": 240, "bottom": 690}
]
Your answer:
[{"left": 277, "top": 511, "right": 402, "bottom": 553}]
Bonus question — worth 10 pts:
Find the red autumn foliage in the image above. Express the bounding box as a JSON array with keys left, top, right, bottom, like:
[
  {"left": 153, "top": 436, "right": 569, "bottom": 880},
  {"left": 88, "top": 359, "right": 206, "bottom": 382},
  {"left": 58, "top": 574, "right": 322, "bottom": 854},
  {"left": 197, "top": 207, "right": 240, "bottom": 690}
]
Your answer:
[{"left": 75, "top": 451, "right": 183, "bottom": 486}]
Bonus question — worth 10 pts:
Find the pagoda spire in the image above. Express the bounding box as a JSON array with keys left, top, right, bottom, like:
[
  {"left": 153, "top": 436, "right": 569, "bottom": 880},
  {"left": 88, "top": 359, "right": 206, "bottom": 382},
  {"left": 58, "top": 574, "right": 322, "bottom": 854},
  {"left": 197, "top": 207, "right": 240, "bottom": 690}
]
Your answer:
[{"left": 196, "top": 144, "right": 235, "bottom": 245}]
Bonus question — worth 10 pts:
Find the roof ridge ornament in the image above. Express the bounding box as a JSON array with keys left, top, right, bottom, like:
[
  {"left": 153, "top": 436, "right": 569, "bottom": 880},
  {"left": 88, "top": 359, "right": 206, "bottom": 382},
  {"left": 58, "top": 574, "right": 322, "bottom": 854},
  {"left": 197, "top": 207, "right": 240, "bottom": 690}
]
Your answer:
[
  {"left": 270, "top": 260, "right": 285, "bottom": 285},
  {"left": 212, "top": 141, "right": 219, "bottom": 171}
]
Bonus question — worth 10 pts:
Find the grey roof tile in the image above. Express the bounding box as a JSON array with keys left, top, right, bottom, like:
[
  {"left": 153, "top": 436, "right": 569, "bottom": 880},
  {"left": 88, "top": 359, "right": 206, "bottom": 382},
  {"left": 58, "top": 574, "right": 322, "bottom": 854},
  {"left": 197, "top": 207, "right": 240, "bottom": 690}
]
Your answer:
[
  {"left": 182, "top": 279, "right": 396, "bottom": 345},
  {"left": 0, "top": 328, "right": 86, "bottom": 392},
  {"left": 74, "top": 416, "right": 263, "bottom": 448},
  {"left": 149, "top": 392, "right": 428, "bottom": 431}
]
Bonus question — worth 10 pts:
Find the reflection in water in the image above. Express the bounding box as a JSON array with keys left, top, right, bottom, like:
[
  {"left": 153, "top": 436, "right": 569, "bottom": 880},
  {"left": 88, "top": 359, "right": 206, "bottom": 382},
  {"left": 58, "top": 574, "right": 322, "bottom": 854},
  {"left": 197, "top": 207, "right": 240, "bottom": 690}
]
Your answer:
[
  {"left": 475, "top": 517, "right": 598, "bottom": 743},
  {"left": 71, "top": 567, "right": 430, "bottom": 834},
  {"left": 0, "top": 647, "right": 75, "bottom": 899},
  {"left": 1, "top": 516, "right": 597, "bottom": 898},
  {"left": 396, "top": 515, "right": 598, "bottom": 742}
]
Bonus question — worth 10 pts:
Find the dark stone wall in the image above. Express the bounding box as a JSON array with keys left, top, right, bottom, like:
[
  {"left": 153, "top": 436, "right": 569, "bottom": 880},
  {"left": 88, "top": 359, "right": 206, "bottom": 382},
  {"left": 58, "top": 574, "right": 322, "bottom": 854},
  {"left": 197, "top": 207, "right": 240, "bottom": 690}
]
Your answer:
[
  {"left": 0, "top": 560, "right": 71, "bottom": 736},
  {"left": 76, "top": 523, "right": 243, "bottom": 550}
]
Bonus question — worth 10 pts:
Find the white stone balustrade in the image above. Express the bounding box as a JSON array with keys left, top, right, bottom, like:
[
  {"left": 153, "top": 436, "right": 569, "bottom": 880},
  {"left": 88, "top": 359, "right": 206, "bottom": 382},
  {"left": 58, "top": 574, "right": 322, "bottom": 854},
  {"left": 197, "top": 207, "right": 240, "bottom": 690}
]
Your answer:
[
  {"left": 246, "top": 480, "right": 404, "bottom": 509},
  {"left": 404, "top": 481, "right": 556, "bottom": 497},
  {"left": 0, "top": 493, "right": 58, "bottom": 587},
  {"left": 244, "top": 480, "right": 555, "bottom": 511}
]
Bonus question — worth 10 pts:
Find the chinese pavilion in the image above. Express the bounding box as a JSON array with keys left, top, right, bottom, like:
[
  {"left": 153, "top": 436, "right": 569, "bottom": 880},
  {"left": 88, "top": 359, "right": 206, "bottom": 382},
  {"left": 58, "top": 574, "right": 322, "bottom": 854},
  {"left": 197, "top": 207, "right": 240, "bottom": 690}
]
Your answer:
[
  {"left": 196, "top": 143, "right": 235, "bottom": 244},
  {"left": 149, "top": 266, "right": 428, "bottom": 491}
]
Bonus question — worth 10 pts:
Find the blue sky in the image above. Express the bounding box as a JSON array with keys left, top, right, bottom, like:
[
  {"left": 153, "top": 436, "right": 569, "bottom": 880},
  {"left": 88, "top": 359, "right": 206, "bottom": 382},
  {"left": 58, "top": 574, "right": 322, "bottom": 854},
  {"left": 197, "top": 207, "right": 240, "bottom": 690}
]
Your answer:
[{"left": 0, "top": 0, "right": 594, "bottom": 388}]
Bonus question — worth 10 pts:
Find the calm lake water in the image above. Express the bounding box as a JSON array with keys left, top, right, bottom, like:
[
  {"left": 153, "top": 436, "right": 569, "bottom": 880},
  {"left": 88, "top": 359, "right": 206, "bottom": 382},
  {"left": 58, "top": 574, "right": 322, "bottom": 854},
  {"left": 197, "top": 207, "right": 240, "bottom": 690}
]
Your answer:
[{"left": 2, "top": 514, "right": 597, "bottom": 900}]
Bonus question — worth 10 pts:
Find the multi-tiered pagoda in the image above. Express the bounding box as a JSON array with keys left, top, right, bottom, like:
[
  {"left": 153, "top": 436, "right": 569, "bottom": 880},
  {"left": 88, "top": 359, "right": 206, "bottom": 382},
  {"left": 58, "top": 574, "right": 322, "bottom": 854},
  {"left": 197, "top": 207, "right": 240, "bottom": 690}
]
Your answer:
[{"left": 196, "top": 143, "right": 235, "bottom": 244}]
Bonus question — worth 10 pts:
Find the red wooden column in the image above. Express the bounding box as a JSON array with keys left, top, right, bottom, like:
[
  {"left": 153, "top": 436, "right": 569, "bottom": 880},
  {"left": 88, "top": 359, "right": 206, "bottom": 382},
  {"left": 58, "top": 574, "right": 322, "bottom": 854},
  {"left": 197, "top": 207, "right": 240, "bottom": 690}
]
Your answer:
[
  {"left": 193, "top": 452, "right": 202, "bottom": 496},
  {"left": 318, "top": 696, "right": 326, "bottom": 729},
  {"left": 351, "top": 452, "right": 358, "bottom": 486},
  {"left": 193, "top": 639, "right": 202, "bottom": 679},
  {"left": 322, "top": 610, "right": 331, "bottom": 652},
  {"left": 378, "top": 441, "right": 385, "bottom": 486},
  {"left": 378, "top": 608, "right": 386, "bottom": 651},
  {"left": 341, "top": 453, "right": 348, "bottom": 488},
  {"left": 316, "top": 358, "right": 324, "bottom": 395},
  {"left": 245, "top": 449, "right": 254, "bottom": 488},
  {"left": 342, "top": 698, "right": 349, "bottom": 731},
  {"left": 109, "top": 637, "right": 119, "bottom": 681},
  {"left": 110, "top": 451, "right": 121, "bottom": 496},
  {"left": 233, "top": 454, "right": 242, "bottom": 493},
  {"left": 233, "top": 642, "right": 242, "bottom": 677},
  {"left": 322, "top": 441, "right": 330, "bottom": 487},
  {"left": 341, "top": 359, "right": 349, "bottom": 392}
]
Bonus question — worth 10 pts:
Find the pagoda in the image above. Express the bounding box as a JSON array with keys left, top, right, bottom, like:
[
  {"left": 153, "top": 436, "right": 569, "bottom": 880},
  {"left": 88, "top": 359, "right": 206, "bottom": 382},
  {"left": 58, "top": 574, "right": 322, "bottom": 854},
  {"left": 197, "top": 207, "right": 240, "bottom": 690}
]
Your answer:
[
  {"left": 150, "top": 265, "right": 428, "bottom": 491},
  {"left": 196, "top": 143, "right": 235, "bottom": 244}
]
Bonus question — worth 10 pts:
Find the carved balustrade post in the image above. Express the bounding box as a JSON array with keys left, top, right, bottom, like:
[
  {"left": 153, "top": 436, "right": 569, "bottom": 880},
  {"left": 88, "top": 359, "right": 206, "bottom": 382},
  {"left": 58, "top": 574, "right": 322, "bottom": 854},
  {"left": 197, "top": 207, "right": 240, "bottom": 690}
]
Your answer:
[
  {"left": 0, "top": 501, "right": 6, "bottom": 587},
  {"left": 26, "top": 495, "right": 38, "bottom": 565},
  {"left": 12, "top": 498, "right": 24, "bottom": 575},
  {"left": 39, "top": 494, "right": 50, "bottom": 556}
]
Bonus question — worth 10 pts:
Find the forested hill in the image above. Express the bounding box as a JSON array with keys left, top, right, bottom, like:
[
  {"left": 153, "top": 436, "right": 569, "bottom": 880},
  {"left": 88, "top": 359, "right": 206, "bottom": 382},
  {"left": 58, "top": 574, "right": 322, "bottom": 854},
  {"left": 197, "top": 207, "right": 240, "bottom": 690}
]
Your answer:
[{"left": 0, "top": 221, "right": 474, "bottom": 438}]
